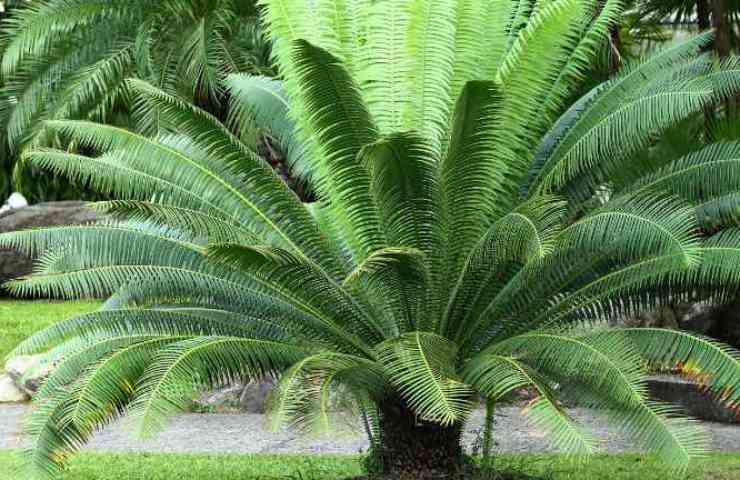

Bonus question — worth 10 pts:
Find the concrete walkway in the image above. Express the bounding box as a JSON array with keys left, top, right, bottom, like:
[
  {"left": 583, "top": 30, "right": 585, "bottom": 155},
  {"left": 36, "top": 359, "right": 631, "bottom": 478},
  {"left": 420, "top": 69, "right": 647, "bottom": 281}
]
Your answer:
[{"left": 3, "top": 404, "right": 740, "bottom": 455}]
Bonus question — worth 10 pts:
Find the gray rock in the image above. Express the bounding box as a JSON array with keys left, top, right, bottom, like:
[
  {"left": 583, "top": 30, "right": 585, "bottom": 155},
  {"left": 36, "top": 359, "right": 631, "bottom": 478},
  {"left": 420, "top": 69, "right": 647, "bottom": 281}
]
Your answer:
[
  {"left": 192, "top": 379, "right": 275, "bottom": 413},
  {"left": 0, "top": 374, "right": 29, "bottom": 403},
  {"left": 239, "top": 379, "right": 274, "bottom": 413},
  {"left": 5, "top": 354, "right": 54, "bottom": 396},
  {"left": 0, "top": 201, "right": 102, "bottom": 292},
  {"left": 193, "top": 384, "right": 246, "bottom": 413},
  {"left": 676, "top": 301, "right": 740, "bottom": 348},
  {"left": 647, "top": 374, "right": 740, "bottom": 424}
]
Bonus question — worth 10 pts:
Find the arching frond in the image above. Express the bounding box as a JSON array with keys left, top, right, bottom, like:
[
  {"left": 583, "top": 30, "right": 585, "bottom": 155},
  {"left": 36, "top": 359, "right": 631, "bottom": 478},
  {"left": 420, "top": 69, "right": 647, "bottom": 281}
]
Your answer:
[
  {"left": 128, "top": 336, "right": 306, "bottom": 437},
  {"left": 620, "top": 328, "right": 740, "bottom": 409},
  {"left": 442, "top": 81, "right": 505, "bottom": 277},
  {"left": 444, "top": 195, "right": 566, "bottom": 339},
  {"left": 207, "top": 244, "right": 384, "bottom": 354},
  {"left": 292, "top": 39, "right": 384, "bottom": 263},
  {"left": 377, "top": 332, "right": 474, "bottom": 425},
  {"left": 344, "top": 247, "right": 429, "bottom": 333},
  {"left": 269, "top": 352, "right": 386, "bottom": 432},
  {"left": 556, "top": 194, "right": 701, "bottom": 266},
  {"left": 464, "top": 354, "right": 597, "bottom": 455}
]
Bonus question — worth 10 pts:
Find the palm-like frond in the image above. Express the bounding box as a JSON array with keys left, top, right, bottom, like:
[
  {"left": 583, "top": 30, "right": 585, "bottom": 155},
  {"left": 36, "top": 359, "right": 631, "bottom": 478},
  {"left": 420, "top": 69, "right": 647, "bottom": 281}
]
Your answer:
[{"left": 377, "top": 332, "right": 474, "bottom": 425}]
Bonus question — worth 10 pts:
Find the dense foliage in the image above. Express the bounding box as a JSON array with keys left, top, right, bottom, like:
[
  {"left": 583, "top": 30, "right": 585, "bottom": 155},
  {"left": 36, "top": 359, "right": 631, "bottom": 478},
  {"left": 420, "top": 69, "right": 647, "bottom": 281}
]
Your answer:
[
  {"left": 0, "top": 0, "right": 272, "bottom": 201},
  {"left": 2, "top": 0, "right": 740, "bottom": 478}
]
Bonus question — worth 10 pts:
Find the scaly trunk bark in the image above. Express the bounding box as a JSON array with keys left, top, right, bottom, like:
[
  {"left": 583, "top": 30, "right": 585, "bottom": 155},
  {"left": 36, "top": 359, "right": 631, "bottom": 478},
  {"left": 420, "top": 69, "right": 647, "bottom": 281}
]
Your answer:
[{"left": 371, "top": 397, "right": 465, "bottom": 479}]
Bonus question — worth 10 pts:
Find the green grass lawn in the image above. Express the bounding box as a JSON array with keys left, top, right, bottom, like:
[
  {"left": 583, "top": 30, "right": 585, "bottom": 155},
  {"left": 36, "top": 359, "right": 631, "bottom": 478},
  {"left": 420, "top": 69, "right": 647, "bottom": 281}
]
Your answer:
[
  {"left": 0, "top": 452, "right": 738, "bottom": 480},
  {"left": 0, "top": 300, "right": 99, "bottom": 360}
]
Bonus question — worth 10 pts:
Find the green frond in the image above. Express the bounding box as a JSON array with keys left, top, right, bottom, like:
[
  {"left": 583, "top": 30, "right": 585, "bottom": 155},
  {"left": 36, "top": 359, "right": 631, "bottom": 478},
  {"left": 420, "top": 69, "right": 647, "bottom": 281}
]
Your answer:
[
  {"left": 128, "top": 336, "right": 305, "bottom": 437},
  {"left": 448, "top": 0, "right": 514, "bottom": 103},
  {"left": 91, "top": 200, "right": 261, "bottom": 245},
  {"left": 361, "top": 132, "right": 441, "bottom": 255},
  {"left": 2, "top": 0, "right": 123, "bottom": 77},
  {"left": 343, "top": 247, "right": 429, "bottom": 333},
  {"left": 125, "top": 79, "right": 344, "bottom": 273},
  {"left": 531, "top": 253, "right": 694, "bottom": 334},
  {"left": 624, "top": 142, "right": 740, "bottom": 204},
  {"left": 696, "top": 193, "right": 740, "bottom": 229},
  {"left": 556, "top": 194, "right": 701, "bottom": 266},
  {"left": 464, "top": 354, "right": 596, "bottom": 455},
  {"left": 529, "top": 33, "right": 717, "bottom": 194},
  {"left": 524, "top": 396, "right": 598, "bottom": 456},
  {"left": 543, "top": 80, "right": 715, "bottom": 196},
  {"left": 269, "top": 352, "right": 386, "bottom": 433},
  {"left": 292, "top": 39, "right": 384, "bottom": 263},
  {"left": 444, "top": 195, "right": 566, "bottom": 340},
  {"left": 50, "top": 41, "right": 136, "bottom": 122},
  {"left": 620, "top": 328, "right": 740, "bottom": 409},
  {"left": 492, "top": 0, "right": 590, "bottom": 187},
  {"left": 10, "top": 307, "right": 281, "bottom": 357},
  {"left": 536, "top": 0, "right": 624, "bottom": 120},
  {"left": 356, "top": 0, "right": 411, "bottom": 134},
  {"left": 22, "top": 149, "right": 232, "bottom": 220},
  {"left": 207, "top": 244, "right": 384, "bottom": 355},
  {"left": 681, "top": 229, "right": 740, "bottom": 292},
  {"left": 442, "top": 81, "right": 506, "bottom": 277},
  {"left": 462, "top": 354, "right": 532, "bottom": 400},
  {"left": 403, "top": 0, "right": 458, "bottom": 151},
  {"left": 0, "top": 0, "right": 268, "bottom": 159},
  {"left": 19, "top": 333, "right": 179, "bottom": 479},
  {"left": 377, "top": 332, "right": 473, "bottom": 425},
  {"left": 486, "top": 330, "right": 707, "bottom": 469}
]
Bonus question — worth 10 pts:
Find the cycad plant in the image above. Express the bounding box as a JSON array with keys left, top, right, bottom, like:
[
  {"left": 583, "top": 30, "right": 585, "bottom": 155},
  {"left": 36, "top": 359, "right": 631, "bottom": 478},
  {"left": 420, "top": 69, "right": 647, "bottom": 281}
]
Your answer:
[
  {"left": 0, "top": 0, "right": 272, "bottom": 200},
  {"left": 4, "top": 0, "right": 740, "bottom": 478}
]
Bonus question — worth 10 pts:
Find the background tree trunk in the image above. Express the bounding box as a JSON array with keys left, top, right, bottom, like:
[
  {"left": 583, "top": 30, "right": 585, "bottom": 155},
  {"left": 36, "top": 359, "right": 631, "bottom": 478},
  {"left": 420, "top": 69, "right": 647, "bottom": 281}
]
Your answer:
[
  {"left": 371, "top": 396, "right": 465, "bottom": 479},
  {"left": 712, "top": 0, "right": 731, "bottom": 57},
  {"left": 697, "top": 0, "right": 711, "bottom": 32}
]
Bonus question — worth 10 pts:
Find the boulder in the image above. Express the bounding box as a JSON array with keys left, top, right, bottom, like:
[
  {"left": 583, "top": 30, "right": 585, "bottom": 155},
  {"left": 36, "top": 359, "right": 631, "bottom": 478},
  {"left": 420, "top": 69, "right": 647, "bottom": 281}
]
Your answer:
[
  {"left": 0, "top": 373, "right": 29, "bottom": 403},
  {"left": 239, "top": 379, "right": 274, "bottom": 413},
  {"left": 647, "top": 374, "right": 740, "bottom": 424},
  {"left": 193, "top": 384, "right": 246, "bottom": 413},
  {"left": 0, "top": 201, "right": 102, "bottom": 292},
  {"left": 192, "top": 379, "right": 275, "bottom": 413},
  {"left": 5, "top": 354, "right": 54, "bottom": 396}
]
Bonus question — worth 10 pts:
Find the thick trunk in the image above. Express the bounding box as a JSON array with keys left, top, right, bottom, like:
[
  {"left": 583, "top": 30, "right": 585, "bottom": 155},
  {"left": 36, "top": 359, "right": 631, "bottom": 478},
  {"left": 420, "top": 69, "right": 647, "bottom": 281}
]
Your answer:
[
  {"left": 697, "top": 0, "right": 711, "bottom": 32},
  {"left": 371, "top": 397, "right": 465, "bottom": 479},
  {"left": 712, "top": 0, "right": 731, "bottom": 57}
]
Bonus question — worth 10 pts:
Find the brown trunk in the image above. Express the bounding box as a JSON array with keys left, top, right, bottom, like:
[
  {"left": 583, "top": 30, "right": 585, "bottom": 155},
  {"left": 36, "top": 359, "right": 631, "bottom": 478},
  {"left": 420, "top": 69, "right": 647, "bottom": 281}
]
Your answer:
[
  {"left": 370, "top": 397, "right": 465, "bottom": 479},
  {"left": 713, "top": 0, "right": 731, "bottom": 57},
  {"left": 697, "top": 0, "right": 711, "bottom": 31}
]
